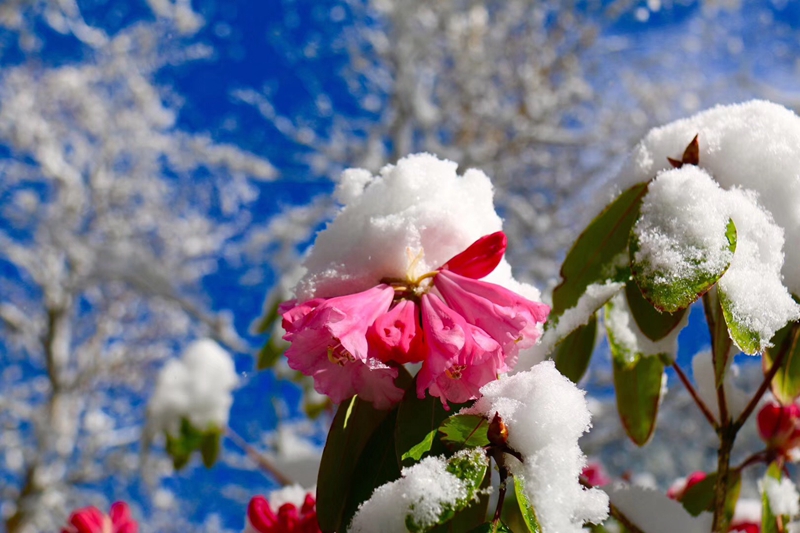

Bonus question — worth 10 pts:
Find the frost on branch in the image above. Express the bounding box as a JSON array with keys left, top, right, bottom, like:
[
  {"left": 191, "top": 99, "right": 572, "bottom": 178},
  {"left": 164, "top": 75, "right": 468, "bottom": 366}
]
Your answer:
[{"left": 468, "top": 361, "right": 608, "bottom": 532}]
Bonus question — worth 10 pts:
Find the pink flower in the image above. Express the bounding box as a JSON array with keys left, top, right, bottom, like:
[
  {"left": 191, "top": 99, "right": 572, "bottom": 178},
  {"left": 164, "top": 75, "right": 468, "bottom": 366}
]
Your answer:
[
  {"left": 367, "top": 299, "right": 425, "bottom": 364},
  {"left": 416, "top": 293, "right": 503, "bottom": 406},
  {"left": 433, "top": 269, "right": 549, "bottom": 367},
  {"left": 757, "top": 401, "right": 800, "bottom": 455},
  {"left": 440, "top": 231, "right": 507, "bottom": 279},
  {"left": 61, "top": 502, "right": 137, "bottom": 533},
  {"left": 666, "top": 471, "right": 707, "bottom": 501},
  {"left": 245, "top": 493, "right": 320, "bottom": 533},
  {"left": 283, "top": 285, "right": 404, "bottom": 408}
]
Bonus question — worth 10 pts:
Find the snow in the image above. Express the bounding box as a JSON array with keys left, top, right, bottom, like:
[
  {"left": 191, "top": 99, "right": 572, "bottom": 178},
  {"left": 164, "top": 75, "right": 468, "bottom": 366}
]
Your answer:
[
  {"left": 691, "top": 350, "right": 748, "bottom": 421},
  {"left": 519, "top": 280, "right": 623, "bottom": 369},
  {"left": 267, "top": 484, "right": 314, "bottom": 510},
  {"left": 468, "top": 361, "right": 609, "bottom": 532},
  {"left": 632, "top": 164, "right": 799, "bottom": 353},
  {"left": 294, "top": 153, "right": 539, "bottom": 301},
  {"left": 604, "top": 483, "right": 712, "bottom": 533},
  {"left": 763, "top": 476, "right": 800, "bottom": 516},
  {"left": 605, "top": 291, "right": 686, "bottom": 364},
  {"left": 633, "top": 166, "right": 733, "bottom": 289},
  {"left": 349, "top": 449, "right": 478, "bottom": 533},
  {"left": 148, "top": 339, "right": 238, "bottom": 435},
  {"left": 616, "top": 100, "right": 800, "bottom": 298}
]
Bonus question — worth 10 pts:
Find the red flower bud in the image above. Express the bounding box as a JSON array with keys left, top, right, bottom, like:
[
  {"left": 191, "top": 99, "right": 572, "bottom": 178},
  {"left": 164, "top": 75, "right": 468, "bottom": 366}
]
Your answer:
[
  {"left": 666, "top": 471, "right": 706, "bottom": 501},
  {"left": 440, "top": 231, "right": 507, "bottom": 279},
  {"left": 757, "top": 401, "right": 800, "bottom": 453},
  {"left": 580, "top": 462, "right": 610, "bottom": 487}
]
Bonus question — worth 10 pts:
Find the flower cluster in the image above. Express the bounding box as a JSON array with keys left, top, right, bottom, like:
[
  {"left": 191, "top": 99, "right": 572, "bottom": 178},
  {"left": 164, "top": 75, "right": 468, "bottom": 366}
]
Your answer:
[
  {"left": 61, "top": 502, "right": 137, "bottom": 533},
  {"left": 244, "top": 493, "right": 320, "bottom": 533},
  {"left": 281, "top": 232, "right": 549, "bottom": 408}
]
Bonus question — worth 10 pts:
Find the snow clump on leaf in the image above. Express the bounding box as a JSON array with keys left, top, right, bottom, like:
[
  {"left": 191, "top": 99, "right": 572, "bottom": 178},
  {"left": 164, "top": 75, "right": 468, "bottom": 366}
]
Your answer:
[
  {"left": 468, "top": 360, "right": 609, "bottom": 532},
  {"left": 148, "top": 338, "right": 238, "bottom": 435}
]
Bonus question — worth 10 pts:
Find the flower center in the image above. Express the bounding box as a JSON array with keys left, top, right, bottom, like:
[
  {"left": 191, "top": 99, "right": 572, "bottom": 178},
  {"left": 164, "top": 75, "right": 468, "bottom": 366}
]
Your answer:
[
  {"left": 445, "top": 364, "right": 466, "bottom": 380},
  {"left": 327, "top": 341, "right": 356, "bottom": 366}
]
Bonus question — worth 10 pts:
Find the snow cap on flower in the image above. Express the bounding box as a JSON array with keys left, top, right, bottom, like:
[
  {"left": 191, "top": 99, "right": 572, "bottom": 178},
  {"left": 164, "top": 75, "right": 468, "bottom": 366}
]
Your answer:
[
  {"left": 294, "top": 153, "right": 539, "bottom": 301},
  {"left": 615, "top": 100, "right": 800, "bottom": 297},
  {"left": 62, "top": 502, "right": 137, "bottom": 533},
  {"left": 148, "top": 338, "right": 238, "bottom": 436},
  {"left": 467, "top": 361, "right": 609, "bottom": 532}
]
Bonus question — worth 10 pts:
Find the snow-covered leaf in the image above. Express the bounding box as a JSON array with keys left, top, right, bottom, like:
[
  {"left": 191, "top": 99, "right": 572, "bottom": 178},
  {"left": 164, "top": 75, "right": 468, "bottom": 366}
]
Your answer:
[
  {"left": 764, "top": 320, "right": 800, "bottom": 404},
  {"left": 513, "top": 476, "right": 542, "bottom": 533},
  {"left": 625, "top": 279, "right": 687, "bottom": 341}
]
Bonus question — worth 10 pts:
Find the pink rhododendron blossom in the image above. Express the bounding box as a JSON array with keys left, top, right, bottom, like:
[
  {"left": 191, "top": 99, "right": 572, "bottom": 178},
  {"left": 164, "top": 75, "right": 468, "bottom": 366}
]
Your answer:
[
  {"left": 245, "top": 493, "right": 320, "bottom": 533},
  {"left": 757, "top": 401, "right": 800, "bottom": 455},
  {"left": 281, "top": 231, "right": 548, "bottom": 408},
  {"left": 366, "top": 299, "right": 425, "bottom": 364},
  {"left": 61, "top": 502, "right": 137, "bottom": 533},
  {"left": 433, "top": 269, "right": 549, "bottom": 364},
  {"left": 416, "top": 293, "right": 503, "bottom": 406},
  {"left": 440, "top": 231, "right": 507, "bottom": 279}
]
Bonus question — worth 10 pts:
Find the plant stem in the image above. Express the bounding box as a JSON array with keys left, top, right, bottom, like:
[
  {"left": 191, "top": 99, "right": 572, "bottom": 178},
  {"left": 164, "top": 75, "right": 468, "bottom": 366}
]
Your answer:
[
  {"left": 735, "top": 345, "right": 788, "bottom": 429},
  {"left": 711, "top": 424, "right": 735, "bottom": 532},
  {"left": 225, "top": 427, "right": 293, "bottom": 486},
  {"left": 672, "top": 361, "right": 718, "bottom": 428},
  {"left": 491, "top": 451, "right": 510, "bottom": 529}
]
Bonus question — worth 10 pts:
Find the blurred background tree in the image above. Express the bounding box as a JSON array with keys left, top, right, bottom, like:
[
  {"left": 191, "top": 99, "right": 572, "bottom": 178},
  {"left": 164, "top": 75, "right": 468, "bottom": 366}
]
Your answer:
[{"left": 0, "top": 0, "right": 797, "bottom": 530}]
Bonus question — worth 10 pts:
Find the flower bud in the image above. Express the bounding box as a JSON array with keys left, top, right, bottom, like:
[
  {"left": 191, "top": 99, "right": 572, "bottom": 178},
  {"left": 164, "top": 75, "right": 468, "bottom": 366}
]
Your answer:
[{"left": 757, "top": 401, "right": 800, "bottom": 453}]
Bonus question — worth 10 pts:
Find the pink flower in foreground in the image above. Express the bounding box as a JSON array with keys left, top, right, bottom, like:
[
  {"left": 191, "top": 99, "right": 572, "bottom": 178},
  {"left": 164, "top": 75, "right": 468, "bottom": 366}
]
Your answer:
[
  {"left": 280, "top": 231, "right": 549, "bottom": 409},
  {"left": 434, "top": 269, "right": 549, "bottom": 367},
  {"left": 283, "top": 285, "right": 404, "bottom": 408},
  {"left": 416, "top": 293, "right": 503, "bottom": 406},
  {"left": 245, "top": 494, "right": 320, "bottom": 533},
  {"left": 62, "top": 502, "right": 137, "bottom": 533},
  {"left": 757, "top": 401, "right": 800, "bottom": 455}
]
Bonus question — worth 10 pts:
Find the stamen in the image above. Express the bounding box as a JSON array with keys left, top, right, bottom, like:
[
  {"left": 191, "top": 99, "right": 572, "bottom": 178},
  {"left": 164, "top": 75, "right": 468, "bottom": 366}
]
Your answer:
[
  {"left": 327, "top": 341, "right": 356, "bottom": 366},
  {"left": 445, "top": 364, "right": 466, "bottom": 380}
]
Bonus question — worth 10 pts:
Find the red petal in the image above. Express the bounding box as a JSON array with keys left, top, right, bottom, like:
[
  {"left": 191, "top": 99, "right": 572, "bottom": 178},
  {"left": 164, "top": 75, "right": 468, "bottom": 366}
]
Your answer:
[
  {"left": 247, "top": 496, "right": 277, "bottom": 532},
  {"left": 440, "top": 232, "right": 507, "bottom": 279},
  {"left": 67, "top": 507, "right": 106, "bottom": 533}
]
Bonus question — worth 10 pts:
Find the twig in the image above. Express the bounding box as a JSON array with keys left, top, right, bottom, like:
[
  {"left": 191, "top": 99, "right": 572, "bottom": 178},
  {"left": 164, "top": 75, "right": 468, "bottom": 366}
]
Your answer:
[
  {"left": 225, "top": 427, "right": 293, "bottom": 486},
  {"left": 672, "top": 361, "right": 718, "bottom": 428},
  {"left": 734, "top": 346, "right": 788, "bottom": 429}
]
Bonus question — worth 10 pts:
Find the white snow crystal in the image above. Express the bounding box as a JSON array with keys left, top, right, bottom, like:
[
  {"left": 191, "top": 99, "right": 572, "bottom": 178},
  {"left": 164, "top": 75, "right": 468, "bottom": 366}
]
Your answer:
[
  {"left": 294, "top": 153, "right": 539, "bottom": 301},
  {"left": 633, "top": 165, "right": 799, "bottom": 353},
  {"left": 616, "top": 100, "right": 800, "bottom": 298},
  {"left": 268, "top": 484, "right": 314, "bottom": 510},
  {"left": 763, "top": 476, "right": 800, "bottom": 517},
  {"left": 149, "top": 338, "right": 238, "bottom": 435},
  {"left": 468, "top": 361, "right": 609, "bottom": 532},
  {"left": 349, "top": 450, "right": 476, "bottom": 533}
]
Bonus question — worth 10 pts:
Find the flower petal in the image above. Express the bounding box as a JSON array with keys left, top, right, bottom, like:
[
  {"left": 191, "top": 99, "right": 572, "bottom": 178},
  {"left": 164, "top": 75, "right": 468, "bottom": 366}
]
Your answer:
[{"left": 440, "top": 231, "right": 507, "bottom": 279}]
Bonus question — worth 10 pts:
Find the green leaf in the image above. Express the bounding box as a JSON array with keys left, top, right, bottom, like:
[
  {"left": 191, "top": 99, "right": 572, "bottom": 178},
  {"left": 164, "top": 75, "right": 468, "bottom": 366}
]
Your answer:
[
  {"left": 407, "top": 449, "right": 489, "bottom": 533},
  {"left": 702, "top": 288, "right": 735, "bottom": 390},
  {"left": 764, "top": 320, "right": 800, "bottom": 404},
  {"left": 630, "top": 218, "right": 736, "bottom": 313},
  {"left": 624, "top": 279, "right": 687, "bottom": 342},
  {"left": 342, "top": 408, "right": 402, "bottom": 531},
  {"left": 514, "top": 476, "right": 542, "bottom": 533},
  {"left": 552, "top": 182, "right": 649, "bottom": 316},
  {"left": 317, "top": 367, "right": 412, "bottom": 532},
  {"left": 430, "top": 467, "right": 491, "bottom": 533},
  {"left": 439, "top": 415, "right": 490, "bottom": 451},
  {"left": 554, "top": 314, "right": 597, "bottom": 383},
  {"left": 396, "top": 375, "right": 458, "bottom": 466},
  {"left": 402, "top": 430, "right": 438, "bottom": 464},
  {"left": 680, "top": 471, "right": 740, "bottom": 522},
  {"left": 164, "top": 417, "right": 208, "bottom": 470},
  {"left": 718, "top": 286, "right": 763, "bottom": 355},
  {"left": 200, "top": 428, "right": 222, "bottom": 468},
  {"left": 611, "top": 355, "right": 664, "bottom": 446}
]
